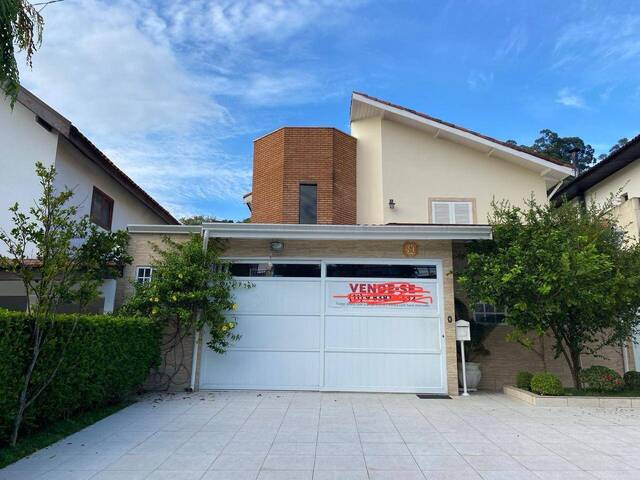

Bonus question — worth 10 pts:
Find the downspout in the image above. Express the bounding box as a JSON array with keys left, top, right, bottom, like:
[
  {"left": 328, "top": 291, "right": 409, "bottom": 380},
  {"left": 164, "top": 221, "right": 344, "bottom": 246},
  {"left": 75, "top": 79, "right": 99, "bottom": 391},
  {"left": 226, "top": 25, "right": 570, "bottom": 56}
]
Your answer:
[
  {"left": 622, "top": 342, "right": 630, "bottom": 373},
  {"left": 189, "top": 227, "right": 208, "bottom": 392}
]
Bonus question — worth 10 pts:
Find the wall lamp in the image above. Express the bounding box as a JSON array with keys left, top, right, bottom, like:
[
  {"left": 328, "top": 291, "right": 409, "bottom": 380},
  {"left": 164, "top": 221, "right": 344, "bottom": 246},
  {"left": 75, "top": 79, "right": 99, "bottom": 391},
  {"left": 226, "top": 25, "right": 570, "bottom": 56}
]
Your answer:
[
  {"left": 270, "top": 240, "right": 284, "bottom": 252},
  {"left": 388, "top": 199, "right": 396, "bottom": 210}
]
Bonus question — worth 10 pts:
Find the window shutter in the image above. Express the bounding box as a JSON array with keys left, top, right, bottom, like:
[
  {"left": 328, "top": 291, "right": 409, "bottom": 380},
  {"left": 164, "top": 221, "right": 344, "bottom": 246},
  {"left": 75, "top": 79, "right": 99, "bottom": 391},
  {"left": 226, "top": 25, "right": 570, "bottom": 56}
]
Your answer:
[
  {"left": 453, "top": 202, "right": 472, "bottom": 224},
  {"left": 432, "top": 202, "right": 451, "bottom": 224}
]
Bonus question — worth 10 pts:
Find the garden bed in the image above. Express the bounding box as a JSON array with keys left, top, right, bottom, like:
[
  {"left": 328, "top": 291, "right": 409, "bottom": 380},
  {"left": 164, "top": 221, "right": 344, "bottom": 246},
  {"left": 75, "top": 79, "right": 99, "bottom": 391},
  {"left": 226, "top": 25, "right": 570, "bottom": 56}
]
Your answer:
[{"left": 504, "top": 385, "right": 640, "bottom": 407}]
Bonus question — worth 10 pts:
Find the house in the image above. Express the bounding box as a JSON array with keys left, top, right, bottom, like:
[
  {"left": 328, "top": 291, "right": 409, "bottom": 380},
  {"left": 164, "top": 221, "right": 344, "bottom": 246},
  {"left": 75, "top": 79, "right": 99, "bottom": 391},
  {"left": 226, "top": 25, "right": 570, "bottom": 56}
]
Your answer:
[
  {"left": 0, "top": 88, "right": 179, "bottom": 313},
  {"left": 126, "top": 92, "right": 630, "bottom": 395},
  {"left": 552, "top": 133, "right": 640, "bottom": 371}
]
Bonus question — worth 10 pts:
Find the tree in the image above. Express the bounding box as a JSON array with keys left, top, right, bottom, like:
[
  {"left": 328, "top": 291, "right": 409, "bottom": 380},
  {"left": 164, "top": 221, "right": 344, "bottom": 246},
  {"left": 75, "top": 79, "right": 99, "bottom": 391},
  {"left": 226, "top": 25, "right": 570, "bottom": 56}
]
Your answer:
[
  {"left": 598, "top": 138, "right": 629, "bottom": 161},
  {"left": 120, "top": 235, "right": 249, "bottom": 389},
  {"left": 1, "top": 0, "right": 44, "bottom": 105},
  {"left": 0, "top": 162, "right": 131, "bottom": 445},
  {"left": 530, "top": 129, "right": 596, "bottom": 174},
  {"left": 179, "top": 215, "right": 233, "bottom": 225},
  {"left": 458, "top": 196, "right": 640, "bottom": 388}
]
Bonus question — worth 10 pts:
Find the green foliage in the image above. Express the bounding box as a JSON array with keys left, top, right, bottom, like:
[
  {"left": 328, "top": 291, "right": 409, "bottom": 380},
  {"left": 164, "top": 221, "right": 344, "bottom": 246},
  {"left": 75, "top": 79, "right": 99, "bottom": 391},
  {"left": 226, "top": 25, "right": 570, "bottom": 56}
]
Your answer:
[
  {"left": 0, "top": 162, "right": 132, "bottom": 445},
  {"left": 121, "top": 235, "right": 249, "bottom": 354},
  {"left": 530, "top": 372, "right": 563, "bottom": 396},
  {"left": 459, "top": 196, "right": 640, "bottom": 388},
  {"left": 0, "top": 310, "right": 160, "bottom": 446},
  {"left": 579, "top": 366, "right": 624, "bottom": 392},
  {"left": 0, "top": 162, "right": 132, "bottom": 315},
  {"left": 1, "top": 1, "right": 43, "bottom": 105},
  {"left": 179, "top": 215, "right": 234, "bottom": 225},
  {"left": 623, "top": 371, "right": 640, "bottom": 389},
  {"left": 516, "top": 371, "right": 533, "bottom": 390},
  {"left": 507, "top": 129, "right": 596, "bottom": 173}
]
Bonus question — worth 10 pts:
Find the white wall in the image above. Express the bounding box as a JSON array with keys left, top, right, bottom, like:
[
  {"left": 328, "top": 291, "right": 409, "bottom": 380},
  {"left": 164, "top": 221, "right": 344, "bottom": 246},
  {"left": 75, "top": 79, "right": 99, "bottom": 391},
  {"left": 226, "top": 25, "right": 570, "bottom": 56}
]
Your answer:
[
  {"left": 54, "top": 137, "right": 167, "bottom": 231},
  {"left": 0, "top": 96, "right": 59, "bottom": 256},
  {"left": 352, "top": 116, "right": 384, "bottom": 224}
]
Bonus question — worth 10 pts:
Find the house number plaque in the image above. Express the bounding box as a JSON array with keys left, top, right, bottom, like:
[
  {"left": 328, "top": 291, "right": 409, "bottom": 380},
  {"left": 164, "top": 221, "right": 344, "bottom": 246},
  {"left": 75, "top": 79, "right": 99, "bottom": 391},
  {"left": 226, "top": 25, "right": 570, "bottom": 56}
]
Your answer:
[{"left": 402, "top": 241, "right": 418, "bottom": 257}]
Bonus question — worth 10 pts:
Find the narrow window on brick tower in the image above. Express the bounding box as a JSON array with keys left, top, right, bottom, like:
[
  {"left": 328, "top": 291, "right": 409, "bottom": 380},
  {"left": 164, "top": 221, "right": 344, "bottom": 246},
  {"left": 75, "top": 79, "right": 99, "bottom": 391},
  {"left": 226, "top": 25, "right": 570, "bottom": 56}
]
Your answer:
[{"left": 299, "top": 183, "right": 318, "bottom": 224}]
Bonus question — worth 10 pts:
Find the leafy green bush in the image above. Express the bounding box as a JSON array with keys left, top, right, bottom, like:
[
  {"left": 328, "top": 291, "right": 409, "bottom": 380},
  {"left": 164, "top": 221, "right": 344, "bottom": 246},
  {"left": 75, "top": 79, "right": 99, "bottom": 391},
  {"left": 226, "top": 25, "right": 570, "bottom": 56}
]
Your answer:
[
  {"left": 530, "top": 372, "right": 563, "bottom": 396},
  {"left": 516, "top": 371, "right": 533, "bottom": 390},
  {"left": 0, "top": 310, "right": 160, "bottom": 445},
  {"left": 579, "top": 366, "right": 624, "bottom": 392},
  {"left": 624, "top": 371, "right": 640, "bottom": 389}
]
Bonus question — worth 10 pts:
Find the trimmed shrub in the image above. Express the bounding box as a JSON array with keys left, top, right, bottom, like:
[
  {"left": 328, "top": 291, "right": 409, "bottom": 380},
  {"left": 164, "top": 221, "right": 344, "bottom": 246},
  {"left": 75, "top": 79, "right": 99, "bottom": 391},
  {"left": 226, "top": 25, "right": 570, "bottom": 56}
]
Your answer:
[
  {"left": 579, "top": 365, "right": 624, "bottom": 392},
  {"left": 516, "top": 371, "right": 533, "bottom": 390},
  {"left": 530, "top": 372, "right": 563, "bottom": 396},
  {"left": 0, "top": 310, "right": 160, "bottom": 445},
  {"left": 624, "top": 371, "right": 640, "bottom": 389}
]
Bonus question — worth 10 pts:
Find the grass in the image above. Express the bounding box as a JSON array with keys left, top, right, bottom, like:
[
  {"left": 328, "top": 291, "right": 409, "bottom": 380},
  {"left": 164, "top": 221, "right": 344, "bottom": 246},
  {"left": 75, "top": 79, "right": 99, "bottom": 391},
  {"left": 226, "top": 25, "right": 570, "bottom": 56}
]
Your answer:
[
  {"left": 0, "top": 400, "right": 132, "bottom": 469},
  {"left": 563, "top": 388, "right": 640, "bottom": 397}
]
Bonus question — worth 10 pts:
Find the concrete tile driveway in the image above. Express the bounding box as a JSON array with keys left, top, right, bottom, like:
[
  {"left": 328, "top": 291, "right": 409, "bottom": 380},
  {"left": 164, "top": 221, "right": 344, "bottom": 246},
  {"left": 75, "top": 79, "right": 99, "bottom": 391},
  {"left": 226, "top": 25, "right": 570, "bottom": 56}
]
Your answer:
[{"left": 4, "top": 391, "right": 640, "bottom": 479}]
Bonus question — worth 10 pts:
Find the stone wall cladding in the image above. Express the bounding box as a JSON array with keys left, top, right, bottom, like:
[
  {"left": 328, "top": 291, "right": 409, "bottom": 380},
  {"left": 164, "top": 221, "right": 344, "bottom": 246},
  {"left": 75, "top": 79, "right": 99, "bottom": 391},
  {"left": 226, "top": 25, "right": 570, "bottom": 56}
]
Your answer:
[
  {"left": 251, "top": 127, "right": 356, "bottom": 225},
  {"left": 122, "top": 232, "right": 196, "bottom": 391}
]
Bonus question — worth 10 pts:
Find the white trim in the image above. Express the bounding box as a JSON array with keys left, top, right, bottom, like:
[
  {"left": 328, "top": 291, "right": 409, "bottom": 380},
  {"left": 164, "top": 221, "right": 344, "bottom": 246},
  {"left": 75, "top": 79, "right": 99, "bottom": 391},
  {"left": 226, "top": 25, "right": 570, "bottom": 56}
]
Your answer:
[
  {"left": 128, "top": 224, "right": 202, "bottom": 234},
  {"left": 202, "top": 222, "right": 491, "bottom": 240},
  {"left": 352, "top": 93, "right": 574, "bottom": 177}
]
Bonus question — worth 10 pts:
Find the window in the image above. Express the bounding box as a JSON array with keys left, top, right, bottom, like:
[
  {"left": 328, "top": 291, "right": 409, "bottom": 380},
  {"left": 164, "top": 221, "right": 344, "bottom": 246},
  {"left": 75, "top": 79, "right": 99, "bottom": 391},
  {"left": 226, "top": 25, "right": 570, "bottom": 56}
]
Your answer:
[
  {"left": 299, "top": 183, "right": 317, "bottom": 224},
  {"left": 326, "top": 264, "right": 437, "bottom": 279},
  {"left": 473, "top": 302, "right": 506, "bottom": 324},
  {"left": 230, "top": 263, "right": 320, "bottom": 278},
  {"left": 431, "top": 200, "right": 473, "bottom": 224},
  {"left": 136, "top": 266, "right": 153, "bottom": 283},
  {"left": 90, "top": 187, "right": 114, "bottom": 230}
]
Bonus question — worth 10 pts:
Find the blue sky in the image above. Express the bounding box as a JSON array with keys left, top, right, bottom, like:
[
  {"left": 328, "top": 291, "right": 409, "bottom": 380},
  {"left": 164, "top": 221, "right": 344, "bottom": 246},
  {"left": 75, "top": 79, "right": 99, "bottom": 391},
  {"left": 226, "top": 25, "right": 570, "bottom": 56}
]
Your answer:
[{"left": 21, "top": 0, "right": 640, "bottom": 221}]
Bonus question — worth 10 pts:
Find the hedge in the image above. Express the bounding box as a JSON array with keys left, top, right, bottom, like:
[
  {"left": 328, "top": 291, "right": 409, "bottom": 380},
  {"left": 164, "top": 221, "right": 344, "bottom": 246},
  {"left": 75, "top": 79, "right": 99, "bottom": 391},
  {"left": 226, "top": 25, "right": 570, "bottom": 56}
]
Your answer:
[{"left": 0, "top": 310, "right": 160, "bottom": 445}]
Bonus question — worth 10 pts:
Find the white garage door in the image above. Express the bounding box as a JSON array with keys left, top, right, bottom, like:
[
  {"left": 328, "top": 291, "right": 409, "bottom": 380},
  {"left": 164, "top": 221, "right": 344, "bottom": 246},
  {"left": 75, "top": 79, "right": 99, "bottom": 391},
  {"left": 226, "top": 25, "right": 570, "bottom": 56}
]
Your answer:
[{"left": 199, "top": 260, "right": 446, "bottom": 393}]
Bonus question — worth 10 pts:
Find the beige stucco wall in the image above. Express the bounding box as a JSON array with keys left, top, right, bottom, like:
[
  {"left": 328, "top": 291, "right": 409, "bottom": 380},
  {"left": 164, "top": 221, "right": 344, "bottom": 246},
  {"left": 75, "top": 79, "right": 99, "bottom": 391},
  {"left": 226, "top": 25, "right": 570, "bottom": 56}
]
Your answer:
[
  {"left": 351, "top": 116, "right": 551, "bottom": 225},
  {"left": 351, "top": 116, "right": 384, "bottom": 225},
  {"left": 584, "top": 161, "right": 640, "bottom": 242}
]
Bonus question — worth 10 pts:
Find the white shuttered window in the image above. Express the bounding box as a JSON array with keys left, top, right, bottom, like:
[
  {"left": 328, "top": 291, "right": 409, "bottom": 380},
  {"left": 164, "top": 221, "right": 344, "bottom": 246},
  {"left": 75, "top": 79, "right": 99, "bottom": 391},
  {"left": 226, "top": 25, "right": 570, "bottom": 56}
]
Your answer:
[{"left": 431, "top": 201, "right": 473, "bottom": 224}]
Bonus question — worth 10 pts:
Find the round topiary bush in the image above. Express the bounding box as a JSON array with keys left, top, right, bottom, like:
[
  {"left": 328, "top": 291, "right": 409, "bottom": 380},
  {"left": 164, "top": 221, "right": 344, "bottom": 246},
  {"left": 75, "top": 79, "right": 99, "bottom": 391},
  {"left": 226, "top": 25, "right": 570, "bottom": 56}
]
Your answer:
[
  {"left": 624, "top": 371, "right": 640, "bottom": 389},
  {"left": 516, "top": 371, "right": 533, "bottom": 390},
  {"left": 530, "top": 372, "right": 563, "bottom": 396},
  {"left": 579, "top": 366, "right": 624, "bottom": 392}
]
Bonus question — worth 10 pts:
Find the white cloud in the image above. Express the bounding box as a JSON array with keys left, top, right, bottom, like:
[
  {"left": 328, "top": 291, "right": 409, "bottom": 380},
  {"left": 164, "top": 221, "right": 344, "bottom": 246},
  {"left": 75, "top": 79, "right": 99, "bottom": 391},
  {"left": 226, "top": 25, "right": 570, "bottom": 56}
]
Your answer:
[
  {"left": 555, "top": 88, "right": 586, "bottom": 109},
  {"left": 495, "top": 25, "right": 528, "bottom": 59},
  {"left": 467, "top": 71, "right": 494, "bottom": 91},
  {"left": 17, "top": 0, "right": 363, "bottom": 218}
]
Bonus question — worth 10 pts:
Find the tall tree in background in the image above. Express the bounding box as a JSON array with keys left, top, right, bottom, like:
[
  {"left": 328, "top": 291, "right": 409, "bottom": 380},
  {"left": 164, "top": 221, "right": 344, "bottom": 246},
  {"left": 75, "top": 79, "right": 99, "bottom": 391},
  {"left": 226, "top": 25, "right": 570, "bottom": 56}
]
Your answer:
[
  {"left": 0, "top": 0, "right": 45, "bottom": 105},
  {"left": 528, "top": 129, "right": 596, "bottom": 174},
  {"left": 598, "top": 138, "right": 629, "bottom": 161}
]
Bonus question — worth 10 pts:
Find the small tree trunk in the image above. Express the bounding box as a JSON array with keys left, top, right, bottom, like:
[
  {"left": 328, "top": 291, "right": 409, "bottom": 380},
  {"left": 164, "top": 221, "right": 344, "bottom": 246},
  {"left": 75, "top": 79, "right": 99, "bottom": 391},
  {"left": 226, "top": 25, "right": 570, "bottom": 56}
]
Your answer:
[
  {"left": 10, "top": 325, "right": 42, "bottom": 446},
  {"left": 540, "top": 336, "right": 548, "bottom": 373},
  {"left": 569, "top": 348, "right": 582, "bottom": 389}
]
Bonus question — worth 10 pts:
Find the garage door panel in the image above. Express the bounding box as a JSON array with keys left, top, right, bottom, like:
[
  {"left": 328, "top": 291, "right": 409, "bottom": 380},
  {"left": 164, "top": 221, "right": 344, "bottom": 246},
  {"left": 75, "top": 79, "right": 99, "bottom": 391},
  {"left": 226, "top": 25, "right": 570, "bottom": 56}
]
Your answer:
[
  {"left": 228, "top": 314, "right": 320, "bottom": 351},
  {"left": 324, "top": 352, "right": 444, "bottom": 392},
  {"left": 200, "top": 348, "right": 320, "bottom": 389},
  {"left": 232, "top": 280, "right": 320, "bottom": 315},
  {"left": 325, "top": 315, "right": 441, "bottom": 351}
]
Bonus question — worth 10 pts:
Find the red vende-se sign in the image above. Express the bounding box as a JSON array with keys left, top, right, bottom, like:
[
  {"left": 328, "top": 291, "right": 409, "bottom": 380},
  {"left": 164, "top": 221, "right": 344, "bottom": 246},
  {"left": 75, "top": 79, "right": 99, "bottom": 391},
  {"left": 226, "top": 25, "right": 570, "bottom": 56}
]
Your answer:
[{"left": 333, "top": 282, "right": 433, "bottom": 306}]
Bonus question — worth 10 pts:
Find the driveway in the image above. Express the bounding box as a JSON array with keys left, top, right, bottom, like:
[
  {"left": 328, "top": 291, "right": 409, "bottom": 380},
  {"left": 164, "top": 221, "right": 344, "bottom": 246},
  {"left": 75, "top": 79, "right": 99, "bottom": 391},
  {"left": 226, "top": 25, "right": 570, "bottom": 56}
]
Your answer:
[{"left": 3, "top": 391, "right": 640, "bottom": 480}]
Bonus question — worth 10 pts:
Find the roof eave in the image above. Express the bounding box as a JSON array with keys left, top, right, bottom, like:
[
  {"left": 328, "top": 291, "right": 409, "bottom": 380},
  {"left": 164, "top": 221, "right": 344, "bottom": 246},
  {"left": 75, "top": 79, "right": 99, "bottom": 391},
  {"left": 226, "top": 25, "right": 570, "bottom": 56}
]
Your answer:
[{"left": 351, "top": 92, "right": 573, "bottom": 178}]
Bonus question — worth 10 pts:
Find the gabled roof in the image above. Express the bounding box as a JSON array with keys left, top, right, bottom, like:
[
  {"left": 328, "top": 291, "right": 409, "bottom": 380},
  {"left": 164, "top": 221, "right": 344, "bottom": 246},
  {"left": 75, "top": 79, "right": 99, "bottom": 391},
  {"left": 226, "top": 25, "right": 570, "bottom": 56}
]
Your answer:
[
  {"left": 17, "top": 88, "right": 179, "bottom": 225},
  {"left": 350, "top": 92, "right": 574, "bottom": 186},
  {"left": 551, "top": 133, "right": 640, "bottom": 202}
]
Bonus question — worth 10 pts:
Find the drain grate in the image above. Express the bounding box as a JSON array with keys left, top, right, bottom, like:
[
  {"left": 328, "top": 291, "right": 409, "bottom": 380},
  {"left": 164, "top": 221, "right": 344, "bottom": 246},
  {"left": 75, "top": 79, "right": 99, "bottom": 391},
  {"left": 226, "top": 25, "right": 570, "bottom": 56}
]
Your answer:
[{"left": 416, "top": 394, "right": 451, "bottom": 399}]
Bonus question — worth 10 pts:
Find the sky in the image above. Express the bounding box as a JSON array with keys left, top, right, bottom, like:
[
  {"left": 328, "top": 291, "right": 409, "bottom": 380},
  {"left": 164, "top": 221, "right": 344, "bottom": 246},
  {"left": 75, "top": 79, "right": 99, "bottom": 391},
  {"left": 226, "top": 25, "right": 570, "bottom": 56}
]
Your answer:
[{"left": 19, "top": 0, "right": 640, "bottom": 221}]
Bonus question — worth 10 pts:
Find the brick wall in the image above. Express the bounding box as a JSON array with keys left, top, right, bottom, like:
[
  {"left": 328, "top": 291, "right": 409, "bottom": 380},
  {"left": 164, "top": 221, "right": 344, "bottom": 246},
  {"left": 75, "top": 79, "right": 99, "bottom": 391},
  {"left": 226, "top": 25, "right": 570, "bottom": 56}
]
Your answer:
[{"left": 251, "top": 127, "right": 356, "bottom": 225}]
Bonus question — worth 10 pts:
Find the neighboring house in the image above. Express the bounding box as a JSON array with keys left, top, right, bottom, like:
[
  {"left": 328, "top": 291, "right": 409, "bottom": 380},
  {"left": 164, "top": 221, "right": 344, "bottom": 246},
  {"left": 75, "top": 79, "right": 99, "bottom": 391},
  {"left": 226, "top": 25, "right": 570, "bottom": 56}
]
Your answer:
[
  {"left": 552, "top": 133, "right": 640, "bottom": 371},
  {"left": 126, "top": 92, "right": 628, "bottom": 395},
  {"left": 0, "top": 88, "right": 179, "bottom": 312}
]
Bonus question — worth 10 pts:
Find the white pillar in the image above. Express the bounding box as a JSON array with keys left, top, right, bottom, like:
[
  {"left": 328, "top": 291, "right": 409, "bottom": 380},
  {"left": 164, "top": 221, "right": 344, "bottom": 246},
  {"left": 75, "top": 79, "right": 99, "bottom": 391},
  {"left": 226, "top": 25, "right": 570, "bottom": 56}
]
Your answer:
[{"left": 99, "top": 279, "right": 117, "bottom": 314}]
